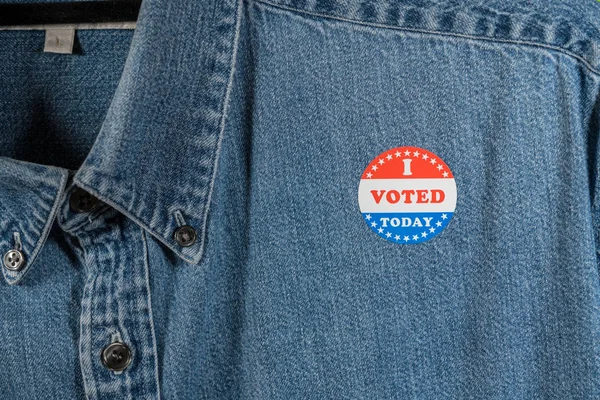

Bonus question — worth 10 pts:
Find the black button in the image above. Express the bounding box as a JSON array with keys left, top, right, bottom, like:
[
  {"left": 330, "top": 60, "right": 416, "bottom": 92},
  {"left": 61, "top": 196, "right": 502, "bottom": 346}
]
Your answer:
[
  {"left": 70, "top": 188, "right": 101, "bottom": 213},
  {"left": 173, "top": 225, "right": 197, "bottom": 247},
  {"left": 101, "top": 342, "right": 132, "bottom": 371}
]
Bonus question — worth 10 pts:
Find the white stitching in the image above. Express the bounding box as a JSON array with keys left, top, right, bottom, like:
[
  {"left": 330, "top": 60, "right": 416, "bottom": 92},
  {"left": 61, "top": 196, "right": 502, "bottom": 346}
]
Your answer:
[{"left": 251, "top": 0, "right": 600, "bottom": 77}]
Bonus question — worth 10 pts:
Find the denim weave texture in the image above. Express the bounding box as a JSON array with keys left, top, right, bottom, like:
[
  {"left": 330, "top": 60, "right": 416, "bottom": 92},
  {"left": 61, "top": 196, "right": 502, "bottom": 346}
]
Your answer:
[{"left": 2, "top": 0, "right": 600, "bottom": 398}]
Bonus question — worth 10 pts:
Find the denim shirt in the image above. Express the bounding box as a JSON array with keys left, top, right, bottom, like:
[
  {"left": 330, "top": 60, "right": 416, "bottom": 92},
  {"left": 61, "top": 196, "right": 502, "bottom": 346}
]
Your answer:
[{"left": 2, "top": 0, "right": 600, "bottom": 398}]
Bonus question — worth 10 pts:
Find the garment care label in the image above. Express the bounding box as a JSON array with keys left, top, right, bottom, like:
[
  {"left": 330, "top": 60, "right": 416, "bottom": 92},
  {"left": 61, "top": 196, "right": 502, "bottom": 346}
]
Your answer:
[{"left": 358, "top": 146, "right": 457, "bottom": 244}]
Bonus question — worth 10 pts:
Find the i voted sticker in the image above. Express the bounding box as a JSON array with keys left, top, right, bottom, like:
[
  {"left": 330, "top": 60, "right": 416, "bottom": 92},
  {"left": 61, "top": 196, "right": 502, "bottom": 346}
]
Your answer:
[{"left": 358, "top": 146, "right": 457, "bottom": 244}]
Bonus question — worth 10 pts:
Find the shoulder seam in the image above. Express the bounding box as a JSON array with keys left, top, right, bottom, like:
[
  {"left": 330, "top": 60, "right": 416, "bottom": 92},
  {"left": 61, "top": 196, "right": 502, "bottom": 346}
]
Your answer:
[{"left": 251, "top": 0, "right": 600, "bottom": 78}]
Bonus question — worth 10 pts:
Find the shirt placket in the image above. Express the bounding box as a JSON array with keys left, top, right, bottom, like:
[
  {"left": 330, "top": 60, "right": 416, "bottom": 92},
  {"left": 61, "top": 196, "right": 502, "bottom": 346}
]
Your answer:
[{"left": 58, "top": 183, "right": 160, "bottom": 400}]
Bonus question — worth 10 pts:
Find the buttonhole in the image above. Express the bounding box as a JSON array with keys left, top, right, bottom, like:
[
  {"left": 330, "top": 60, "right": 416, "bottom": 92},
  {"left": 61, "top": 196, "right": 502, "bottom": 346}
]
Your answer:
[
  {"left": 13, "top": 232, "right": 22, "bottom": 251},
  {"left": 173, "top": 210, "right": 187, "bottom": 227}
]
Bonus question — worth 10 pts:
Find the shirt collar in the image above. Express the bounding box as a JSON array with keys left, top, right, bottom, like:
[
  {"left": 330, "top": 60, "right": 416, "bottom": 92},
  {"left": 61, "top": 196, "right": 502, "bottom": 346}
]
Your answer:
[{"left": 0, "top": 0, "right": 241, "bottom": 285}]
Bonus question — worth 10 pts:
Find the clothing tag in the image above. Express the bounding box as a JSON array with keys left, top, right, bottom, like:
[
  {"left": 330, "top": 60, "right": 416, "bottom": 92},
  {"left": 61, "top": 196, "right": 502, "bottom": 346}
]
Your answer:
[{"left": 44, "top": 28, "right": 75, "bottom": 54}]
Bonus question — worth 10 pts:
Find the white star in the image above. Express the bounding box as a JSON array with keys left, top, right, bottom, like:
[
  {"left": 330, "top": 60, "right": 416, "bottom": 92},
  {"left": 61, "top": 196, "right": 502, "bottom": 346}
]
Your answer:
[
  {"left": 385, "top": 232, "right": 392, "bottom": 238},
  {"left": 404, "top": 236, "right": 410, "bottom": 241},
  {"left": 429, "top": 227, "right": 435, "bottom": 233},
  {"left": 441, "top": 214, "right": 447, "bottom": 220},
  {"left": 394, "top": 235, "right": 401, "bottom": 241},
  {"left": 386, "top": 154, "right": 393, "bottom": 160},
  {"left": 437, "top": 164, "right": 443, "bottom": 170},
  {"left": 404, "top": 150, "right": 411, "bottom": 156},
  {"left": 365, "top": 214, "right": 371, "bottom": 220},
  {"left": 371, "top": 165, "right": 378, "bottom": 171},
  {"left": 436, "top": 221, "right": 442, "bottom": 227},
  {"left": 395, "top": 151, "right": 401, "bottom": 157},
  {"left": 413, "top": 151, "right": 420, "bottom": 157},
  {"left": 421, "top": 231, "right": 428, "bottom": 237},
  {"left": 422, "top": 153, "right": 429, "bottom": 160},
  {"left": 378, "top": 158, "right": 385, "bottom": 165},
  {"left": 430, "top": 158, "right": 437, "bottom": 164},
  {"left": 371, "top": 222, "right": 377, "bottom": 227},
  {"left": 442, "top": 171, "right": 449, "bottom": 178},
  {"left": 366, "top": 172, "right": 373, "bottom": 178},
  {"left": 378, "top": 228, "right": 384, "bottom": 233},
  {"left": 412, "top": 235, "right": 419, "bottom": 240}
]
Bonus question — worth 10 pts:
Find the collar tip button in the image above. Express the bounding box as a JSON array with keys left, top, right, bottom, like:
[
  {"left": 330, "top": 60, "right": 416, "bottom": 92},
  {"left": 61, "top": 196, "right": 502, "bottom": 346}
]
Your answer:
[
  {"left": 173, "top": 225, "right": 197, "bottom": 247},
  {"left": 3, "top": 249, "right": 25, "bottom": 272}
]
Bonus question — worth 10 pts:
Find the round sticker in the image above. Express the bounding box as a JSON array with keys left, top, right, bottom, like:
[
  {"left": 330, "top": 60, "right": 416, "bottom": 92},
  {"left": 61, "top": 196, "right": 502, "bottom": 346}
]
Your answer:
[{"left": 358, "top": 146, "right": 457, "bottom": 244}]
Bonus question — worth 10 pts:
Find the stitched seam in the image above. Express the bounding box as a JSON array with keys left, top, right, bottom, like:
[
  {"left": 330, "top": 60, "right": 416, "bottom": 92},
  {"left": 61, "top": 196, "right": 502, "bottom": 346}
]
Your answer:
[
  {"left": 78, "top": 242, "right": 99, "bottom": 400},
  {"left": 140, "top": 229, "right": 162, "bottom": 400},
  {"left": 251, "top": 0, "right": 600, "bottom": 78},
  {"left": 200, "top": 0, "right": 245, "bottom": 264}
]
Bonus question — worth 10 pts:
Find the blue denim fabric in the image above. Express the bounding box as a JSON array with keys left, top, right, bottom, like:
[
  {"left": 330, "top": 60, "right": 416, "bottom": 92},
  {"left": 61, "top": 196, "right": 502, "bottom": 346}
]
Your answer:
[{"left": 2, "top": 0, "right": 600, "bottom": 398}]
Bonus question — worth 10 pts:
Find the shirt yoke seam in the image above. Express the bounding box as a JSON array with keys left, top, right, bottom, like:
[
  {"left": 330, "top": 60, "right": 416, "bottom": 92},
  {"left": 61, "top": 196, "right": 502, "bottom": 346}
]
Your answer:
[{"left": 251, "top": 0, "right": 600, "bottom": 78}]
